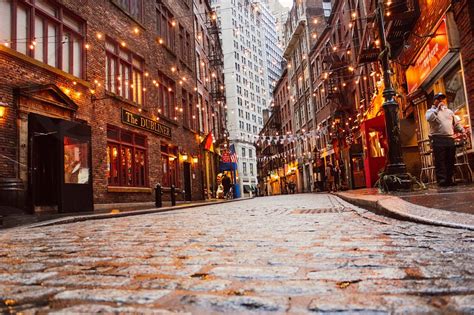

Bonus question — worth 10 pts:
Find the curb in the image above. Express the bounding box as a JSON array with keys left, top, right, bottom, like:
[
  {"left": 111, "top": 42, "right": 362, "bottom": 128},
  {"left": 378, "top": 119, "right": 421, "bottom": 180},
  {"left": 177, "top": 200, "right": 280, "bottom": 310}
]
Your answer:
[
  {"left": 335, "top": 192, "right": 474, "bottom": 231},
  {"left": 24, "top": 197, "right": 253, "bottom": 229}
]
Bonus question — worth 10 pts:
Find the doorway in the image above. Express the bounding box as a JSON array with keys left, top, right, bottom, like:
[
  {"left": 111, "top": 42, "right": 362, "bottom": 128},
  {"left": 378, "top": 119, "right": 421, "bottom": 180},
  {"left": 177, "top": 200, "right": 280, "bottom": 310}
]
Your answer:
[
  {"left": 28, "top": 113, "right": 93, "bottom": 213},
  {"left": 183, "top": 162, "right": 192, "bottom": 201},
  {"left": 30, "top": 129, "right": 59, "bottom": 211}
]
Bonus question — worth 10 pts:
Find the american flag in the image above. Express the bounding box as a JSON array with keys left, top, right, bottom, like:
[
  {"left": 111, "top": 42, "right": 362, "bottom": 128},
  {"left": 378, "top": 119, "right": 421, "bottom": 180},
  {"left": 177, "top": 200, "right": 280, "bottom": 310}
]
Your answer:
[{"left": 229, "top": 144, "right": 238, "bottom": 163}]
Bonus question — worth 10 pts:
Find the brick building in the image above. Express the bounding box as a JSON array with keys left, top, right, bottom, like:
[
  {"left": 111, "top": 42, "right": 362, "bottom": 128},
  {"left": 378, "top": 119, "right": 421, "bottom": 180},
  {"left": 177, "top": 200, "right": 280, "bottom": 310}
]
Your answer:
[
  {"left": 0, "top": 0, "right": 222, "bottom": 214},
  {"left": 256, "top": 68, "right": 290, "bottom": 195},
  {"left": 193, "top": 0, "right": 227, "bottom": 199},
  {"left": 283, "top": 0, "right": 331, "bottom": 193}
]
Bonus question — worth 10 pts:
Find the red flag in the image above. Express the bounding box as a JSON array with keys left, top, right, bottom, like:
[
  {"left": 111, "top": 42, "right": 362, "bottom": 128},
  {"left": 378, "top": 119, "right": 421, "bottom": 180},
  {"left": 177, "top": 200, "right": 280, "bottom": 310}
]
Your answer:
[{"left": 202, "top": 132, "right": 214, "bottom": 152}]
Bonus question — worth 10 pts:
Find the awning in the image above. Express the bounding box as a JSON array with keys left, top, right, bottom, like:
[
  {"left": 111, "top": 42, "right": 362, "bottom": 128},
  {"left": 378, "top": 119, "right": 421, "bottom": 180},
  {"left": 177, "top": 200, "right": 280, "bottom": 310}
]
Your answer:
[{"left": 243, "top": 185, "right": 256, "bottom": 193}]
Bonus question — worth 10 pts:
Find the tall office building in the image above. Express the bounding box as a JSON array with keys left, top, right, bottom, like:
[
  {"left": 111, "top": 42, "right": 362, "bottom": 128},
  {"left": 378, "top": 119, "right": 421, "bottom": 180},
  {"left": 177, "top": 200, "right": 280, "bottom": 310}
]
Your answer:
[
  {"left": 211, "top": 0, "right": 282, "bottom": 196},
  {"left": 264, "top": 0, "right": 290, "bottom": 48}
]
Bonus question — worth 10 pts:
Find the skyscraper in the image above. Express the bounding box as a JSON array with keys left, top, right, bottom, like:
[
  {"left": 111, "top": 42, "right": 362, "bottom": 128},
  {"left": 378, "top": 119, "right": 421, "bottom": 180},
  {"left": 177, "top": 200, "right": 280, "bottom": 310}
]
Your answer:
[{"left": 211, "top": 0, "right": 282, "bottom": 197}]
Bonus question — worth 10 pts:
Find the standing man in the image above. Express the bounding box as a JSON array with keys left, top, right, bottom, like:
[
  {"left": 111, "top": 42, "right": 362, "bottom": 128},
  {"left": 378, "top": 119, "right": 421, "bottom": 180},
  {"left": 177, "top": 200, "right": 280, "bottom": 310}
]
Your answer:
[
  {"left": 426, "top": 93, "right": 465, "bottom": 186},
  {"left": 325, "top": 162, "right": 334, "bottom": 192},
  {"left": 222, "top": 174, "right": 232, "bottom": 197}
]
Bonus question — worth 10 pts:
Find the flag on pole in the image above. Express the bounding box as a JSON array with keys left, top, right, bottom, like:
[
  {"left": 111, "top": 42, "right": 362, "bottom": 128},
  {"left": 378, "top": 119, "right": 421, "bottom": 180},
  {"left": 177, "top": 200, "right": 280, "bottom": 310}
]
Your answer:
[
  {"left": 202, "top": 132, "right": 214, "bottom": 152},
  {"left": 229, "top": 144, "right": 238, "bottom": 163}
]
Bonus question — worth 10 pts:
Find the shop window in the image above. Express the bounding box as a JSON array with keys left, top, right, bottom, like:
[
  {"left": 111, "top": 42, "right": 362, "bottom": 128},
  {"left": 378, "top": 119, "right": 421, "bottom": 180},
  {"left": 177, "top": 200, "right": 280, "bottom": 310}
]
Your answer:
[
  {"left": 105, "top": 39, "right": 144, "bottom": 105},
  {"left": 445, "top": 66, "right": 469, "bottom": 130},
  {"left": 64, "top": 137, "right": 90, "bottom": 184},
  {"left": 106, "top": 126, "right": 148, "bottom": 187},
  {"left": 1, "top": 0, "right": 84, "bottom": 78},
  {"left": 161, "top": 144, "right": 178, "bottom": 187}
]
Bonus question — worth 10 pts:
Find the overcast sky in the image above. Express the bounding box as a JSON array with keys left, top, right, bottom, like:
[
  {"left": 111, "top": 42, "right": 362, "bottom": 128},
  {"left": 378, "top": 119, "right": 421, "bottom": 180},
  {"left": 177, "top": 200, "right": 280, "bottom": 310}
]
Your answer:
[{"left": 279, "top": 0, "right": 293, "bottom": 8}]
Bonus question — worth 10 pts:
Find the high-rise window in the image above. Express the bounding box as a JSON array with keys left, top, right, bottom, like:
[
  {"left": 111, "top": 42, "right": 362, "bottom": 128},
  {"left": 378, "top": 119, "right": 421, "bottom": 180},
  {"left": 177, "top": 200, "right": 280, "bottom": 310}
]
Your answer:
[{"left": 1, "top": 0, "right": 84, "bottom": 78}]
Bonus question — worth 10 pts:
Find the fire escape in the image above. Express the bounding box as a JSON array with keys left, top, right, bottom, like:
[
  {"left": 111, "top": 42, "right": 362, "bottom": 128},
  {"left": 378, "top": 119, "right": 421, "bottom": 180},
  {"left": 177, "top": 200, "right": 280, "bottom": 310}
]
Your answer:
[
  {"left": 206, "top": 12, "right": 227, "bottom": 144},
  {"left": 322, "top": 51, "right": 350, "bottom": 111}
]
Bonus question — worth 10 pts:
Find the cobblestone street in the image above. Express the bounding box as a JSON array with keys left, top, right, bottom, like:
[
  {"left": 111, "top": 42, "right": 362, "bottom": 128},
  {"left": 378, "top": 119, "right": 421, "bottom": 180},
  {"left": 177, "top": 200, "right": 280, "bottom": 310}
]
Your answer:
[{"left": 1, "top": 194, "right": 473, "bottom": 314}]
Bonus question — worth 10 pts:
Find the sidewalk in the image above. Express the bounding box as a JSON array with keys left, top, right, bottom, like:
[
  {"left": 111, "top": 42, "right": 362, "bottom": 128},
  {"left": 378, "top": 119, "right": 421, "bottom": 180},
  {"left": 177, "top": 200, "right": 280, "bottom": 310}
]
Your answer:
[
  {"left": 336, "top": 184, "right": 474, "bottom": 230},
  {"left": 0, "top": 198, "right": 248, "bottom": 229}
]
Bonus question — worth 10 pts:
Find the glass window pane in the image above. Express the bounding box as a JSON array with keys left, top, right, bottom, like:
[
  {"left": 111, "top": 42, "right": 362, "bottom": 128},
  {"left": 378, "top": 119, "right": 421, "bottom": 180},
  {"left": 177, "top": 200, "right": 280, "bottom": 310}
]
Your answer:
[
  {"left": 34, "top": 16, "right": 44, "bottom": 62},
  {"left": 136, "top": 70, "right": 142, "bottom": 105},
  {"left": 110, "top": 57, "right": 116, "bottom": 93},
  {"left": 73, "top": 38, "right": 81, "bottom": 77},
  {"left": 124, "top": 65, "right": 130, "bottom": 99},
  {"left": 16, "top": 5, "right": 28, "bottom": 54},
  {"left": 0, "top": 1, "right": 11, "bottom": 45},
  {"left": 64, "top": 137, "right": 90, "bottom": 184},
  {"left": 47, "top": 23, "right": 57, "bottom": 67},
  {"left": 62, "top": 34, "right": 70, "bottom": 73}
]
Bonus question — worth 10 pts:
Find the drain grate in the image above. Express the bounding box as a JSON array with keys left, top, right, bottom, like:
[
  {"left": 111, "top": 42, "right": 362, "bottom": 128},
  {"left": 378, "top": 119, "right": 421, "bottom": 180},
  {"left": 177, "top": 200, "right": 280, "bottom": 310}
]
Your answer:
[{"left": 292, "top": 207, "right": 349, "bottom": 214}]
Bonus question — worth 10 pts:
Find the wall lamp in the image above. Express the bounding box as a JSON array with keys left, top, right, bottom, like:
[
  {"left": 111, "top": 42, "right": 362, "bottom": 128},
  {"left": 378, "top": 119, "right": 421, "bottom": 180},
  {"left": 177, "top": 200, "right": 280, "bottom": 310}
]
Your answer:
[{"left": 0, "top": 102, "right": 6, "bottom": 119}]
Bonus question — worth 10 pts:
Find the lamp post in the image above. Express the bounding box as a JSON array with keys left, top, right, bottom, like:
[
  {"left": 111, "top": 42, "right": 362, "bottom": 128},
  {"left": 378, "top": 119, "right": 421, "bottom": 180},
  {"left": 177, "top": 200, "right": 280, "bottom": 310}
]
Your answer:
[{"left": 375, "top": 0, "right": 412, "bottom": 190}]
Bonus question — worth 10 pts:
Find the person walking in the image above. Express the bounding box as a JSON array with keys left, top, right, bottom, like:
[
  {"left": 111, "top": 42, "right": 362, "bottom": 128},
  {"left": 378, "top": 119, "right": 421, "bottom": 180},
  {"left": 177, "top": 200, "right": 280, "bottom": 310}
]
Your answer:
[
  {"left": 325, "top": 163, "right": 334, "bottom": 192},
  {"left": 426, "top": 92, "right": 465, "bottom": 187}
]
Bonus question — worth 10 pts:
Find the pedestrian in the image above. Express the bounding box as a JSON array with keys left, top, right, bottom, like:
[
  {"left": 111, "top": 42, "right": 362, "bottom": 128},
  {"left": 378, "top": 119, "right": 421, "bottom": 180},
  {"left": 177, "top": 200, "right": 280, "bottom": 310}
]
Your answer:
[
  {"left": 333, "top": 163, "right": 341, "bottom": 192},
  {"left": 222, "top": 174, "right": 232, "bottom": 196},
  {"left": 325, "top": 163, "right": 334, "bottom": 192},
  {"left": 426, "top": 92, "right": 465, "bottom": 187}
]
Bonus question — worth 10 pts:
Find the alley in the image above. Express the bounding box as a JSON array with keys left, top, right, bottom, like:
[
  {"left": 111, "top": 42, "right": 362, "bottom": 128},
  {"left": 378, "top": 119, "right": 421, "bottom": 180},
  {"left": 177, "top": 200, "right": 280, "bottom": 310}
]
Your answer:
[{"left": 0, "top": 194, "right": 473, "bottom": 314}]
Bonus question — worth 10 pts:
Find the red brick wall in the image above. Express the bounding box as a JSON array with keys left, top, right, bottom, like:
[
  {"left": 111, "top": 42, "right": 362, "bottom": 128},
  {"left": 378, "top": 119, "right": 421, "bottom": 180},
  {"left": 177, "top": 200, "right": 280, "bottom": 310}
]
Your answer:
[{"left": 0, "top": 0, "right": 204, "bottom": 204}]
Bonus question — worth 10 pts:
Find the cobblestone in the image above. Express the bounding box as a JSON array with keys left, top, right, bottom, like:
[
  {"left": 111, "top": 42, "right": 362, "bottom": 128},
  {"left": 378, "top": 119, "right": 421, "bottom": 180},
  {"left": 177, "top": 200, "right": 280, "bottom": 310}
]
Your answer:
[{"left": 0, "top": 194, "right": 473, "bottom": 313}]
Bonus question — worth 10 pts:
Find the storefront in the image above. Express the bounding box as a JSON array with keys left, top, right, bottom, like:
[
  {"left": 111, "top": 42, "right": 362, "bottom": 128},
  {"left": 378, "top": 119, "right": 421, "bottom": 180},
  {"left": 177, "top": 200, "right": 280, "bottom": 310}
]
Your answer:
[
  {"left": 16, "top": 84, "right": 93, "bottom": 213},
  {"left": 360, "top": 114, "right": 387, "bottom": 188},
  {"left": 406, "top": 15, "right": 471, "bottom": 149}
]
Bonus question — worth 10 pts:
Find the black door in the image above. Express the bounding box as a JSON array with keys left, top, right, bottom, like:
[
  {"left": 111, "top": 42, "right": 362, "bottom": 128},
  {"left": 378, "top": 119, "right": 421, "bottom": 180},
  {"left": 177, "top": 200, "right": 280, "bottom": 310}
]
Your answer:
[
  {"left": 29, "top": 115, "right": 60, "bottom": 211},
  {"left": 183, "top": 162, "right": 192, "bottom": 201}
]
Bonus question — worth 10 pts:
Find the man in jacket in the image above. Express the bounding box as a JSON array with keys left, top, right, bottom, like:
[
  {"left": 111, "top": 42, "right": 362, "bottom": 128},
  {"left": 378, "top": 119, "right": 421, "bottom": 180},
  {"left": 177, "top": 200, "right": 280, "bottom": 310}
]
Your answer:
[{"left": 426, "top": 92, "right": 465, "bottom": 186}]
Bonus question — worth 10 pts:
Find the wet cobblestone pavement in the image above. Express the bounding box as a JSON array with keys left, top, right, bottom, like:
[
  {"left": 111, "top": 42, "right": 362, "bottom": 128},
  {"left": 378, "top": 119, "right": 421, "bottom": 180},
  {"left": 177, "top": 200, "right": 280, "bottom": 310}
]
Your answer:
[{"left": 0, "top": 194, "right": 473, "bottom": 314}]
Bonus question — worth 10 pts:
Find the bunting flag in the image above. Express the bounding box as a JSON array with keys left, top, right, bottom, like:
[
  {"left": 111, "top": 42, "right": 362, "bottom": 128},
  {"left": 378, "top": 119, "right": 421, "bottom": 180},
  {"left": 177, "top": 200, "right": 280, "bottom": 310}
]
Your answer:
[{"left": 202, "top": 132, "right": 214, "bottom": 152}]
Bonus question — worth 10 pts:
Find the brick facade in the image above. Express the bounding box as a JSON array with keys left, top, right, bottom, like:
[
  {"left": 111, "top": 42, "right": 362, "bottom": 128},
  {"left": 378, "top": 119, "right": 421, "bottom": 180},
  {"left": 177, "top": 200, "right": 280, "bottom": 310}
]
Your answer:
[{"left": 0, "top": 0, "right": 209, "bottom": 211}]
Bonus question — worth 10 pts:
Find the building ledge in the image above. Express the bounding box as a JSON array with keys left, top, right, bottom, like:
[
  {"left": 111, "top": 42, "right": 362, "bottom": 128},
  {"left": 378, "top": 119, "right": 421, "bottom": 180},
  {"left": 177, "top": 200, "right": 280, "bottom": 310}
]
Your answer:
[{"left": 283, "top": 19, "right": 306, "bottom": 58}]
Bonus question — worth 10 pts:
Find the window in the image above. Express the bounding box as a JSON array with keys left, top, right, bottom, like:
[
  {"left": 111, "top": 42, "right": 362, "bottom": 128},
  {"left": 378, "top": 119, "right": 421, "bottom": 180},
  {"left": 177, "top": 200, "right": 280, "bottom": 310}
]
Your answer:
[
  {"left": 156, "top": 0, "right": 175, "bottom": 50},
  {"left": 161, "top": 144, "right": 178, "bottom": 187},
  {"left": 250, "top": 163, "right": 254, "bottom": 176},
  {"left": 1, "top": 0, "right": 84, "bottom": 78},
  {"left": 114, "top": 0, "right": 143, "bottom": 21},
  {"left": 105, "top": 38, "right": 144, "bottom": 105},
  {"left": 243, "top": 162, "right": 247, "bottom": 175},
  {"left": 106, "top": 126, "right": 148, "bottom": 187},
  {"left": 242, "top": 147, "right": 246, "bottom": 157},
  {"left": 156, "top": 72, "right": 176, "bottom": 119},
  {"left": 249, "top": 149, "right": 253, "bottom": 158}
]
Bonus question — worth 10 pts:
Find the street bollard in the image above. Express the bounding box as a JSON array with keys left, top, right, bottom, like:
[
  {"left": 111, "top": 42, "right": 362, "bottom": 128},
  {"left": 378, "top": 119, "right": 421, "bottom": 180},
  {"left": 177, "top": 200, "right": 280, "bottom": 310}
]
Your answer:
[
  {"left": 155, "top": 183, "right": 162, "bottom": 208},
  {"left": 171, "top": 185, "right": 176, "bottom": 206}
]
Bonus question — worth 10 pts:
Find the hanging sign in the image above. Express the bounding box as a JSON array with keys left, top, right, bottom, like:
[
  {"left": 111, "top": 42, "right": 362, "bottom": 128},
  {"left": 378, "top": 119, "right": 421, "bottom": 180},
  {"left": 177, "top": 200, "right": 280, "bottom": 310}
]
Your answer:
[{"left": 121, "top": 108, "right": 171, "bottom": 138}]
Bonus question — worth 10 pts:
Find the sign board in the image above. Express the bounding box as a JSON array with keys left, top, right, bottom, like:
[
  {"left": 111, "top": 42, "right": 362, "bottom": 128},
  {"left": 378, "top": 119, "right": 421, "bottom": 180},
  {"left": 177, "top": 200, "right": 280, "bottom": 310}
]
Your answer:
[
  {"left": 121, "top": 108, "right": 171, "bottom": 138},
  {"left": 406, "top": 18, "right": 449, "bottom": 94}
]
